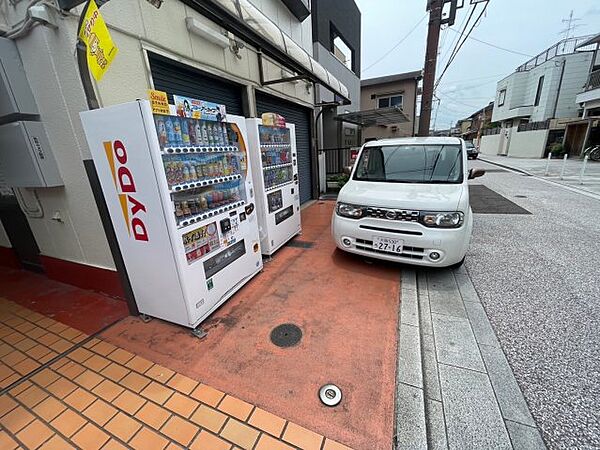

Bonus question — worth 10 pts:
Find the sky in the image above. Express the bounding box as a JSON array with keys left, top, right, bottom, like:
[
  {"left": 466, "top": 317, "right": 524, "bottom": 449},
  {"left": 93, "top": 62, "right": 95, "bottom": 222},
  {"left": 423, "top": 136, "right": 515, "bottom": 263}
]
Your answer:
[{"left": 354, "top": 0, "right": 600, "bottom": 130}]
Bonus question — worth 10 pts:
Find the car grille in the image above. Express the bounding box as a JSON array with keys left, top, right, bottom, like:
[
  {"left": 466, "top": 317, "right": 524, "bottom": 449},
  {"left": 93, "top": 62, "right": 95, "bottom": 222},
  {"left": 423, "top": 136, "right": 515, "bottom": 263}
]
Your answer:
[
  {"left": 364, "top": 207, "right": 420, "bottom": 222},
  {"left": 355, "top": 239, "right": 424, "bottom": 260}
]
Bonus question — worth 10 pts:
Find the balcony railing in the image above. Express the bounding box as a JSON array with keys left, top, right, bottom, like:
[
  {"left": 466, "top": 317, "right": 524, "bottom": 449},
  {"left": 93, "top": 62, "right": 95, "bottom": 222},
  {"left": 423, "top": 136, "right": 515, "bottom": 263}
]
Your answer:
[
  {"left": 516, "top": 35, "right": 596, "bottom": 72},
  {"left": 585, "top": 69, "right": 600, "bottom": 92}
]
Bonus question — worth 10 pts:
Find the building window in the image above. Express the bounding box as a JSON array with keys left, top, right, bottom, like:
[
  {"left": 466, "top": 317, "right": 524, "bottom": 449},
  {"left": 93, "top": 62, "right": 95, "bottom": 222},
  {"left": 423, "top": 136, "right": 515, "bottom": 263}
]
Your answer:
[
  {"left": 378, "top": 95, "right": 403, "bottom": 109},
  {"left": 498, "top": 89, "right": 506, "bottom": 106},
  {"left": 330, "top": 25, "right": 353, "bottom": 71},
  {"left": 534, "top": 75, "right": 544, "bottom": 107}
]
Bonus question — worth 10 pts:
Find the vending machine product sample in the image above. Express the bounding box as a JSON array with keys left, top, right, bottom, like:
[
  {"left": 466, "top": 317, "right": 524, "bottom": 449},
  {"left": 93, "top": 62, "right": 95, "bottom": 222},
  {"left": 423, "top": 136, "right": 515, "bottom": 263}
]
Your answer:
[
  {"left": 80, "top": 100, "right": 262, "bottom": 328},
  {"left": 246, "top": 117, "right": 301, "bottom": 255}
]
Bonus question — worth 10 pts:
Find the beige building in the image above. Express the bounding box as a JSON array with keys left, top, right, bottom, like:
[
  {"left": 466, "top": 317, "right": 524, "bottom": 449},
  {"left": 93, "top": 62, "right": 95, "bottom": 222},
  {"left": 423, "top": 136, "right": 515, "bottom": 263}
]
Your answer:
[{"left": 360, "top": 71, "right": 422, "bottom": 141}]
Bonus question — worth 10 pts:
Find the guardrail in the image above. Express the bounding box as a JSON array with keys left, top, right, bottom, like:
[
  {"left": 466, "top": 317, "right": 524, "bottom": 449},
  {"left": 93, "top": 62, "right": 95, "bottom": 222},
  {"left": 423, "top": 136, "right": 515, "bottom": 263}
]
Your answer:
[{"left": 518, "top": 120, "right": 550, "bottom": 132}]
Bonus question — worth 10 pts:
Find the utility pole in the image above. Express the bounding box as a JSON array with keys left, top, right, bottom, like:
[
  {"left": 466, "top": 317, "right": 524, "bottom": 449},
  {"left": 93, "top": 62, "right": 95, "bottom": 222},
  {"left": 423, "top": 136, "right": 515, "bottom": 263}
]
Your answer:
[{"left": 418, "top": 0, "right": 444, "bottom": 137}]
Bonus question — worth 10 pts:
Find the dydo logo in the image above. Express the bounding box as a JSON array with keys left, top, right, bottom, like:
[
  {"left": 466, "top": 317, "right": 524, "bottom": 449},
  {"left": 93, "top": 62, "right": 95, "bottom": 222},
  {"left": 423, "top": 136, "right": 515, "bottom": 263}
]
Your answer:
[{"left": 103, "top": 140, "right": 149, "bottom": 242}]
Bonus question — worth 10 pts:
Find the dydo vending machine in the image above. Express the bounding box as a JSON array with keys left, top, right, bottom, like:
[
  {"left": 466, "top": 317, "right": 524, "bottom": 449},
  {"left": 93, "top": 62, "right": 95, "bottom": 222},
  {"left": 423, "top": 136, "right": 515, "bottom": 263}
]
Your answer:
[
  {"left": 80, "top": 96, "right": 263, "bottom": 329},
  {"left": 246, "top": 115, "right": 302, "bottom": 256}
]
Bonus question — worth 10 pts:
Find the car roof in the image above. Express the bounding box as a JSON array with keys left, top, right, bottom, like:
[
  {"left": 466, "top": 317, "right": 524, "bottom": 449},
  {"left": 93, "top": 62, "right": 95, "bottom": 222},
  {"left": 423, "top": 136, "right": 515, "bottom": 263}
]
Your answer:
[{"left": 364, "top": 136, "right": 463, "bottom": 147}]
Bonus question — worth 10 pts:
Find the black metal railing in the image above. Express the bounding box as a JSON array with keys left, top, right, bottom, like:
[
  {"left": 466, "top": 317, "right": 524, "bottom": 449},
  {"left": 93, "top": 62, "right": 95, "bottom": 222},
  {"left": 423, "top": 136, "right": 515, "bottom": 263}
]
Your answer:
[
  {"left": 320, "top": 146, "right": 359, "bottom": 175},
  {"left": 518, "top": 119, "right": 550, "bottom": 132},
  {"left": 585, "top": 69, "right": 600, "bottom": 91}
]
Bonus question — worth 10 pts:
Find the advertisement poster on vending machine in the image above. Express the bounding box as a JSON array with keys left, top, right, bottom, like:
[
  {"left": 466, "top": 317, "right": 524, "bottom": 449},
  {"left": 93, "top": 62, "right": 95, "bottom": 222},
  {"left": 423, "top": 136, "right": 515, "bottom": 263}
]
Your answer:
[
  {"left": 174, "top": 95, "right": 227, "bottom": 122},
  {"left": 182, "top": 222, "right": 220, "bottom": 265}
]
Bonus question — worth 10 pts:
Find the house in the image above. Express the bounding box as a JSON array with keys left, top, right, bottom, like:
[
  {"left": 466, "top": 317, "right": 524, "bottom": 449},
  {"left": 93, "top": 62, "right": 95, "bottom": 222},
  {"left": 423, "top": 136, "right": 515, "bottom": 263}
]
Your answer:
[
  {"left": 359, "top": 71, "right": 422, "bottom": 141},
  {"left": 0, "top": 0, "right": 350, "bottom": 302},
  {"left": 480, "top": 35, "right": 597, "bottom": 158},
  {"left": 457, "top": 102, "right": 494, "bottom": 144}
]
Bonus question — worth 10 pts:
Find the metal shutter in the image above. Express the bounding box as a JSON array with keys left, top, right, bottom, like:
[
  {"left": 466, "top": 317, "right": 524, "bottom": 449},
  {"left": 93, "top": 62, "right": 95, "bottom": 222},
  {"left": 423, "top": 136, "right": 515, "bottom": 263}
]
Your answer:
[
  {"left": 256, "top": 92, "right": 313, "bottom": 204},
  {"left": 148, "top": 53, "right": 244, "bottom": 116}
]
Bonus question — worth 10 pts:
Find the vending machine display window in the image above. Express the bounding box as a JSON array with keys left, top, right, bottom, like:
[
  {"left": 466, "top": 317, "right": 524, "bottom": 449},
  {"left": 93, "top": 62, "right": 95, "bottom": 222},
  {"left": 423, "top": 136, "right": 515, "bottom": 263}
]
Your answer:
[{"left": 154, "top": 114, "right": 249, "bottom": 229}]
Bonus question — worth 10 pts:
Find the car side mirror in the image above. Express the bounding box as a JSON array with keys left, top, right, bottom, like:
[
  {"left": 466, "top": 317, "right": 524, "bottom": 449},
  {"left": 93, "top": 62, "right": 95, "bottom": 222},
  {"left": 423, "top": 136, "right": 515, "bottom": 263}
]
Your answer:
[{"left": 468, "top": 168, "right": 485, "bottom": 180}]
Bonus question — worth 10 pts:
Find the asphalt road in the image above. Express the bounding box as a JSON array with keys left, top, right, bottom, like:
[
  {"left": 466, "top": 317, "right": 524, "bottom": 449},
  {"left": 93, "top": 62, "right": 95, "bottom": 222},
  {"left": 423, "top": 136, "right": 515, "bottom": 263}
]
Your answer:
[{"left": 465, "top": 160, "right": 600, "bottom": 449}]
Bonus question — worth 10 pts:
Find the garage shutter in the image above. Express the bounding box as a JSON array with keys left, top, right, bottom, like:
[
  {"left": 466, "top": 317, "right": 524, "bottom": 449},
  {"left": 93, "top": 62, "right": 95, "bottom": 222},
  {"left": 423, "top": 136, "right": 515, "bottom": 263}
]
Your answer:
[
  {"left": 256, "top": 92, "right": 313, "bottom": 204},
  {"left": 148, "top": 53, "right": 244, "bottom": 116}
]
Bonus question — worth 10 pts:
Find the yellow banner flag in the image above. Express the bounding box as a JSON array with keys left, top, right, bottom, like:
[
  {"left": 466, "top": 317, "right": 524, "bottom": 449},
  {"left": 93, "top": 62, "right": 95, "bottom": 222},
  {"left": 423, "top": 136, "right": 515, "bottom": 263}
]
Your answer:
[{"left": 78, "top": 0, "right": 118, "bottom": 81}]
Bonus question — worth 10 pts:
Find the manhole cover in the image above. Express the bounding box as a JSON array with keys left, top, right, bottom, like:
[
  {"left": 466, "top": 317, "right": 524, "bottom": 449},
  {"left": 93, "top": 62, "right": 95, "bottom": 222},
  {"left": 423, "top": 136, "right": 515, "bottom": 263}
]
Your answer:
[
  {"left": 270, "top": 324, "right": 302, "bottom": 347},
  {"left": 319, "top": 384, "right": 342, "bottom": 406}
]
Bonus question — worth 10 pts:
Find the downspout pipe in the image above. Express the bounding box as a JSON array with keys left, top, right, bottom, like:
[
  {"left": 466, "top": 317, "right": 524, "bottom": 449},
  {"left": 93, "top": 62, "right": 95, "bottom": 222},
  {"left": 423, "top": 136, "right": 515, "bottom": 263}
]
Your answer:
[{"left": 75, "top": 1, "right": 138, "bottom": 315}]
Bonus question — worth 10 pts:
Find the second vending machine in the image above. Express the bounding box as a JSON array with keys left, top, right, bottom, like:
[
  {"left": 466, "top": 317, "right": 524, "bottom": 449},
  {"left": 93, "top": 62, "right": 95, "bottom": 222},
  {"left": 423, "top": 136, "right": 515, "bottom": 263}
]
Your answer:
[{"left": 246, "top": 116, "right": 301, "bottom": 255}]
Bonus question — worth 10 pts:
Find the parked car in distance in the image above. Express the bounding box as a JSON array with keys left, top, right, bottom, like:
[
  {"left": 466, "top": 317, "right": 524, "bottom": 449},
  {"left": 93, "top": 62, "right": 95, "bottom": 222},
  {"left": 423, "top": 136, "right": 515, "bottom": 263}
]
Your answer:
[
  {"left": 331, "top": 137, "right": 484, "bottom": 268},
  {"left": 465, "top": 141, "right": 479, "bottom": 159}
]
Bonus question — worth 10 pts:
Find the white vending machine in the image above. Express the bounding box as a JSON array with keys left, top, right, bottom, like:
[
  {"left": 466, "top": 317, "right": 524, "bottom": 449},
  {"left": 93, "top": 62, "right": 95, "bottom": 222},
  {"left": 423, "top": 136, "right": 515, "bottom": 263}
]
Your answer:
[
  {"left": 80, "top": 100, "right": 263, "bottom": 329},
  {"left": 246, "top": 118, "right": 302, "bottom": 255}
]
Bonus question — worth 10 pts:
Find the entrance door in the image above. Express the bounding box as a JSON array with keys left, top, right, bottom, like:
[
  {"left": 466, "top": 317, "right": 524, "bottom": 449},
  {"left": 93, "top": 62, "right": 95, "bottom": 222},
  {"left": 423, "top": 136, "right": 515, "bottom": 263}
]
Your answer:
[
  {"left": 0, "top": 190, "right": 42, "bottom": 272},
  {"left": 499, "top": 121, "right": 513, "bottom": 155}
]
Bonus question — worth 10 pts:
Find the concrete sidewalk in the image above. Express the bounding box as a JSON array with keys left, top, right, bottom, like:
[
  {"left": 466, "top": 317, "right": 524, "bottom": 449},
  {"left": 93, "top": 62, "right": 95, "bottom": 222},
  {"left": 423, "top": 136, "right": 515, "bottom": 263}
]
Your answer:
[
  {"left": 396, "top": 268, "right": 546, "bottom": 450},
  {"left": 478, "top": 154, "right": 600, "bottom": 197}
]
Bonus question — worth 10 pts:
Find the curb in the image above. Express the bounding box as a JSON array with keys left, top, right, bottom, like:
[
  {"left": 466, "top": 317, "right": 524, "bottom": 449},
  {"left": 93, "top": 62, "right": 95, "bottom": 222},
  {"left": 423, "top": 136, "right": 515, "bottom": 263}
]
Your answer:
[
  {"left": 478, "top": 157, "right": 534, "bottom": 176},
  {"left": 395, "top": 270, "right": 427, "bottom": 449}
]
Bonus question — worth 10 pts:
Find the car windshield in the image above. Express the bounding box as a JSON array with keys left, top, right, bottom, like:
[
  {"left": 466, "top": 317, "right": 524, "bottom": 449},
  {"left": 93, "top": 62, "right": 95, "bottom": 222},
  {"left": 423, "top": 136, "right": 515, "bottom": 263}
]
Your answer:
[{"left": 353, "top": 144, "right": 463, "bottom": 184}]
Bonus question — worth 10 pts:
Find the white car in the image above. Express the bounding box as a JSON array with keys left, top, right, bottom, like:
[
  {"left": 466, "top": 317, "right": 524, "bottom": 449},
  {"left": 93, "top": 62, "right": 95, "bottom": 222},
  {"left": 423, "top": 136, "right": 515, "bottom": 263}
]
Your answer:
[{"left": 331, "top": 137, "right": 484, "bottom": 268}]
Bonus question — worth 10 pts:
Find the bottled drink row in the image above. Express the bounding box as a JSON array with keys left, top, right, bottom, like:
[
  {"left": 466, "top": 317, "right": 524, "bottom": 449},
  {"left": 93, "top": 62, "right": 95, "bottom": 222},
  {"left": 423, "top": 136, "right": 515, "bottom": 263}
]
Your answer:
[
  {"left": 155, "top": 115, "right": 235, "bottom": 148},
  {"left": 174, "top": 182, "right": 243, "bottom": 222},
  {"left": 258, "top": 125, "right": 291, "bottom": 145},
  {"left": 264, "top": 165, "right": 293, "bottom": 190},
  {"left": 163, "top": 154, "right": 241, "bottom": 188},
  {"left": 261, "top": 147, "right": 291, "bottom": 167}
]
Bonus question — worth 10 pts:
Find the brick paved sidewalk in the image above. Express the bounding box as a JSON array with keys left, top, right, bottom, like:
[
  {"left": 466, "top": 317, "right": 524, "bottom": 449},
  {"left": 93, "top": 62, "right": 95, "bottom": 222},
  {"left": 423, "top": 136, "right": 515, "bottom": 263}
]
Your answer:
[{"left": 0, "top": 298, "right": 350, "bottom": 450}]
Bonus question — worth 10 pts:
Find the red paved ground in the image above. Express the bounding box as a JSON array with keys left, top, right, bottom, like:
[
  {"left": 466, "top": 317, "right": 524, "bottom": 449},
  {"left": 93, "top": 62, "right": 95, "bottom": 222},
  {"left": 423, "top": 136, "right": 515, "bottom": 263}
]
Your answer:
[
  {"left": 101, "top": 201, "right": 401, "bottom": 449},
  {"left": 0, "top": 269, "right": 129, "bottom": 335}
]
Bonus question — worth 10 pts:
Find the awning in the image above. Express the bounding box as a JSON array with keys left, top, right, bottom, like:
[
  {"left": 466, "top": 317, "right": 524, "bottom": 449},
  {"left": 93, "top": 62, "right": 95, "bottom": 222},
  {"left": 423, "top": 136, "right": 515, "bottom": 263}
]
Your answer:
[
  {"left": 334, "top": 106, "right": 409, "bottom": 127},
  {"left": 183, "top": 0, "right": 350, "bottom": 104}
]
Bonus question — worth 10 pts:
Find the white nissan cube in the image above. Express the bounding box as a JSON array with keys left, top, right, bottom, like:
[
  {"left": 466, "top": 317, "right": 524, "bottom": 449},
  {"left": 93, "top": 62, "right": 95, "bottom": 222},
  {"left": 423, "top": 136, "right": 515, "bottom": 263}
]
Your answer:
[{"left": 332, "top": 137, "right": 484, "bottom": 268}]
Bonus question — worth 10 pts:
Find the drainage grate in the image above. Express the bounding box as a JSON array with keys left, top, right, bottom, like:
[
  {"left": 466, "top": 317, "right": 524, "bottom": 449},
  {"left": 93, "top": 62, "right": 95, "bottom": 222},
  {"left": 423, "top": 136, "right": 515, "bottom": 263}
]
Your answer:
[
  {"left": 469, "top": 185, "right": 531, "bottom": 215},
  {"left": 287, "top": 240, "right": 314, "bottom": 249},
  {"left": 270, "top": 324, "right": 302, "bottom": 347}
]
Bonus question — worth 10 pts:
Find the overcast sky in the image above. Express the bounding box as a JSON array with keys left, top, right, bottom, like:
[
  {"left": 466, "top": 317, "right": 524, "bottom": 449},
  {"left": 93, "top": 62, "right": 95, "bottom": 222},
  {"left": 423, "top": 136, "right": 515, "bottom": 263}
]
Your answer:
[{"left": 354, "top": 0, "right": 600, "bottom": 130}]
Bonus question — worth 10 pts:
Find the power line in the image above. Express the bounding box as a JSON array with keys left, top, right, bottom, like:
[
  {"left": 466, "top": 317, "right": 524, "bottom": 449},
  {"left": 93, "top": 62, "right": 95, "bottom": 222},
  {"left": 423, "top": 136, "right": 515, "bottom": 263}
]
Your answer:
[
  {"left": 434, "top": 1, "right": 490, "bottom": 91},
  {"left": 441, "top": 4, "right": 477, "bottom": 70},
  {"left": 438, "top": 4, "right": 473, "bottom": 69},
  {"left": 362, "top": 13, "right": 428, "bottom": 73},
  {"left": 445, "top": 27, "right": 533, "bottom": 57}
]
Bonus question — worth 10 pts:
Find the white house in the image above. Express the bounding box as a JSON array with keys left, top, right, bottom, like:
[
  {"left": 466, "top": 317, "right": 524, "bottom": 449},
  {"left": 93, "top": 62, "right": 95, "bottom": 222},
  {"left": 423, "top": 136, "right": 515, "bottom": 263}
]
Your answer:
[{"left": 480, "top": 35, "right": 598, "bottom": 158}]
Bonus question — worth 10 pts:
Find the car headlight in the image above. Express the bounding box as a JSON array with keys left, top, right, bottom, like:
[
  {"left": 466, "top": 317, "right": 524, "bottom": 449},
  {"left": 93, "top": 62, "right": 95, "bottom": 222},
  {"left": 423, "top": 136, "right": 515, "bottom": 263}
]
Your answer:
[
  {"left": 336, "top": 202, "right": 364, "bottom": 219},
  {"left": 420, "top": 211, "right": 464, "bottom": 228}
]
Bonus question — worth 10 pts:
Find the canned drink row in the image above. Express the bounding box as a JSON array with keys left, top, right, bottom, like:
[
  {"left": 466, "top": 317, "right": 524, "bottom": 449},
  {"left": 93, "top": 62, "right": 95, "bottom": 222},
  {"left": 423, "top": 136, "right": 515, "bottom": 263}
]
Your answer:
[
  {"left": 155, "top": 115, "right": 233, "bottom": 148},
  {"left": 174, "top": 183, "right": 242, "bottom": 220},
  {"left": 264, "top": 165, "right": 293, "bottom": 189},
  {"left": 163, "top": 153, "right": 240, "bottom": 187},
  {"left": 261, "top": 148, "right": 291, "bottom": 167}
]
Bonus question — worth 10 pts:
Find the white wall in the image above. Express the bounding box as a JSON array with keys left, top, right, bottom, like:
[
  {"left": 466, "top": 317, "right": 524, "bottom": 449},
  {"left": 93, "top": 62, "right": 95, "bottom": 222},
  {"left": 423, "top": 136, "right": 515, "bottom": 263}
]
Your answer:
[
  {"left": 0, "top": 221, "right": 11, "bottom": 248},
  {"left": 0, "top": 0, "right": 315, "bottom": 271},
  {"left": 479, "top": 134, "right": 501, "bottom": 156},
  {"left": 508, "top": 129, "right": 549, "bottom": 158}
]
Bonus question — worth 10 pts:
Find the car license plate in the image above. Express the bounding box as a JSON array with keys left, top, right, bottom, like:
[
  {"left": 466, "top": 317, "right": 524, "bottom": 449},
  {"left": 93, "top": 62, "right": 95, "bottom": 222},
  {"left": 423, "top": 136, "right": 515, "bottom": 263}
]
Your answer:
[{"left": 372, "top": 236, "right": 403, "bottom": 254}]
